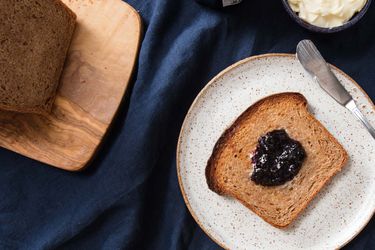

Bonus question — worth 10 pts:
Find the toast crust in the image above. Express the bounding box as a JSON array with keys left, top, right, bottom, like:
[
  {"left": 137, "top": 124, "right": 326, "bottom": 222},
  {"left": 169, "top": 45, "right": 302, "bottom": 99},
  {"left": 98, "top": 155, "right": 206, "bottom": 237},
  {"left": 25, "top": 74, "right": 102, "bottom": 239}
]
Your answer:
[{"left": 206, "top": 92, "right": 348, "bottom": 228}]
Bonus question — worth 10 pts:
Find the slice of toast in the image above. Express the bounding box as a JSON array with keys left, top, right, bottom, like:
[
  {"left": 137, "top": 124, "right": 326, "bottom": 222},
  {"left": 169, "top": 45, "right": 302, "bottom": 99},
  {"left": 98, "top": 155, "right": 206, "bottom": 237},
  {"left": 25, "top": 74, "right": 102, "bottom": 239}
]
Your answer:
[
  {"left": 206, "top": 92, "right": 348, "bottom": 228},
  {"left": 0, "top": 0, "right": 76, "bottom": 114}
]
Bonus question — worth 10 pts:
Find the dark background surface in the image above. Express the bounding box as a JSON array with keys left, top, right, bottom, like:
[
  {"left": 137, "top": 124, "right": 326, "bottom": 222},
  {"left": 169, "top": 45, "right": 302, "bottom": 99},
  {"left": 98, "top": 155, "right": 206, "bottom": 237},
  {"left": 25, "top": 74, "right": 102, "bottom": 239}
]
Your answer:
[{"left": 0, "top": 0, "right": 374, "bottom": 249}]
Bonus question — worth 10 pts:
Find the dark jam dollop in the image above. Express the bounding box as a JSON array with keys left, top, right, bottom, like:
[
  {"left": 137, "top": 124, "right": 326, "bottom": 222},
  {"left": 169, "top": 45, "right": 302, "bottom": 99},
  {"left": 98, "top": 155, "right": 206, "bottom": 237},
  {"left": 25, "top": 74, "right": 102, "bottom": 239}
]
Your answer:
[{"left": 251, "top": 129, "right": 306, "bottom": 186}]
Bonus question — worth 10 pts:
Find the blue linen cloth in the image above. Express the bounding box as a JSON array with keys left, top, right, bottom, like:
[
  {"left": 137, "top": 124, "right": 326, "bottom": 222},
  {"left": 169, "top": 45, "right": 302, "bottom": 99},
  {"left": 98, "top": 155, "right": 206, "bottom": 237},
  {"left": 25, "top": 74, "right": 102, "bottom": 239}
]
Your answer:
[{"left": 0, "top": 0, "right": 374, "bottom": 249}]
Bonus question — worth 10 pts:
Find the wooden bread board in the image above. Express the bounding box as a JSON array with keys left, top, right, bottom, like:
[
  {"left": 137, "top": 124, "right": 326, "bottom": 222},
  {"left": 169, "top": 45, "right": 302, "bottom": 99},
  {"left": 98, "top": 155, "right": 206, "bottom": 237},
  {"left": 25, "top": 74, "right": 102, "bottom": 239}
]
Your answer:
[{"left": 0, "top": 0, "right": 142, "bottom": 171}]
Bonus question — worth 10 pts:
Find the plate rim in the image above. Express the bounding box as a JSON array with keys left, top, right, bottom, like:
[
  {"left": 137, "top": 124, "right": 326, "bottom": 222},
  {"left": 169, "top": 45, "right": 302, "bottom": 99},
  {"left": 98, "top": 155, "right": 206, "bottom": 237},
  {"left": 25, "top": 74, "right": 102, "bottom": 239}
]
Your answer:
[{"left": 176, "top": 53, "right": 375, "bottom": 249}]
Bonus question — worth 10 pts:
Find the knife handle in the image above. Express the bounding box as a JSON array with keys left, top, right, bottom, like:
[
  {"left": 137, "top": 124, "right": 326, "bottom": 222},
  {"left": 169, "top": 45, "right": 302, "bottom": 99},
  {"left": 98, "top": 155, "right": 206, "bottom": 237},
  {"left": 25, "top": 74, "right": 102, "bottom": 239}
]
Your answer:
[{"left": 345, "top": 100, "right": 375, "bottom": 139}]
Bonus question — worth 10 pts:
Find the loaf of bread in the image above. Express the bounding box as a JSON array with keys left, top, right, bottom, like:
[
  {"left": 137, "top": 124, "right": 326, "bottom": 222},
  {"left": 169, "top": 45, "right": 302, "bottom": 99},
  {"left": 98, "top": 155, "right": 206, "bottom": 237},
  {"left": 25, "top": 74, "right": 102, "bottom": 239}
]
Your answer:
[
  {"left": 0, "top": 0, "right": 76, "bottom": 114},
  {"left": 206, "top": 92, "right": 348, "bottom": 228}
]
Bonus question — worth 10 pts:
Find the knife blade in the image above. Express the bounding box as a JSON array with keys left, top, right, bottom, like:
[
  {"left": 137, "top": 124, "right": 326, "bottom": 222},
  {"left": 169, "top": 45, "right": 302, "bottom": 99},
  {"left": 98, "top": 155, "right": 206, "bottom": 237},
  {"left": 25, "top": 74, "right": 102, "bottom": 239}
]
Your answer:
[{"left": 296, "top": 39, "right": 375, "bottom": 139}]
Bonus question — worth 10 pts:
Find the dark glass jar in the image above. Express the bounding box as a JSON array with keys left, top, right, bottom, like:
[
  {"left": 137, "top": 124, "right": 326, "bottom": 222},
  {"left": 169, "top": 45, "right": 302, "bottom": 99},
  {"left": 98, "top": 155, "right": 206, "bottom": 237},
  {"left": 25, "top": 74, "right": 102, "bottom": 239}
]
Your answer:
[{"left": 195, "top": 0, "right": 242, "bottom": 9}]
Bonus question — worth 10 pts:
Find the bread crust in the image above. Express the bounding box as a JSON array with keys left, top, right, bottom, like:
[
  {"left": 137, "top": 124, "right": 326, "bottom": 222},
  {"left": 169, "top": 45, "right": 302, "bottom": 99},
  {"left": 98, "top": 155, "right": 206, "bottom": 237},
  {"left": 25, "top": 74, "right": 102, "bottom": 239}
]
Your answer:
[
  {"left": 56, "top": 0, "right": 78, "bottom": 20},
  {"left": 206, "top": 92, "right": 348, "bottom": 228}
]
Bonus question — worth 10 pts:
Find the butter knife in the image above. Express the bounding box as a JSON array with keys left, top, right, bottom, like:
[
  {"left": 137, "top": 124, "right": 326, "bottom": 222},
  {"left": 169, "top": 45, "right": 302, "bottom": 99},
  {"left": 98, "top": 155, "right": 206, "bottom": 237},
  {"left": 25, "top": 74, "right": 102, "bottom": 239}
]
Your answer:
[{"left": 296, "top": 39, "right": 375, "bottom": 139}]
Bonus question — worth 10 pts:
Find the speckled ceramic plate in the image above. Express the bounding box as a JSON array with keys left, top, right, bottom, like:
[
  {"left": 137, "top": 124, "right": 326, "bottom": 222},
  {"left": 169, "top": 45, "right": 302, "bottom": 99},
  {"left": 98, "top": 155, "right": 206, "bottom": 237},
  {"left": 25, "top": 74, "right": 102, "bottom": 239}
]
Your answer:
[{"left": 177, "top": 54, "right": 375, "bottom": 249}]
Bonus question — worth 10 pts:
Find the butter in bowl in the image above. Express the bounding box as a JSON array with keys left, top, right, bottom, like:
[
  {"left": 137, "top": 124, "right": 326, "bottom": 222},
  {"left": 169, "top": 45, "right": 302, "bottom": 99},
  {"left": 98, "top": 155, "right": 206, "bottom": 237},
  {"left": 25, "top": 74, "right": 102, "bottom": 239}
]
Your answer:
[{"left": 282, "top": 0, "right": 372, "bottom": 33}]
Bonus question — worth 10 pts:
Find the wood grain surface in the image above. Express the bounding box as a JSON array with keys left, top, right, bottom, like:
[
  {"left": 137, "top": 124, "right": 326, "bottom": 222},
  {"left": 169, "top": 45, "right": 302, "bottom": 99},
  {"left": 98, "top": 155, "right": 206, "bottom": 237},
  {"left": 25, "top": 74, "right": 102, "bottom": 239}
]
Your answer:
[{"left": 0, "top": 0, "right": 142, "bottom": 171}]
